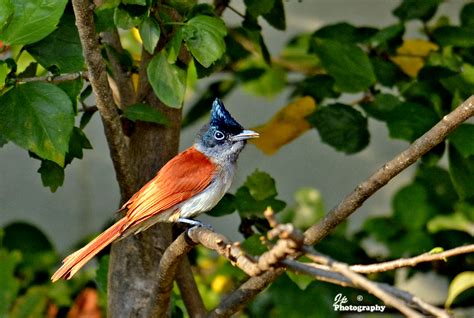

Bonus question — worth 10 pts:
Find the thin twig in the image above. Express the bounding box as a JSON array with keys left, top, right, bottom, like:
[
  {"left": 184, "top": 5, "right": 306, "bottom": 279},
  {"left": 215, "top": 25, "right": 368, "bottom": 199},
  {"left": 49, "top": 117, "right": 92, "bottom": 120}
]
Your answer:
[
  {"left": 16, "top": 72, "right": 87, "bottom": 84},
  {"left": 284, "top": 260, "right": 449, "bottom": 317},
  {"left": 350, "top": 244, "right": 474, "bottom": 274},
  {"left": 71, "top": 0, "right": 135, "bottom": 199}
]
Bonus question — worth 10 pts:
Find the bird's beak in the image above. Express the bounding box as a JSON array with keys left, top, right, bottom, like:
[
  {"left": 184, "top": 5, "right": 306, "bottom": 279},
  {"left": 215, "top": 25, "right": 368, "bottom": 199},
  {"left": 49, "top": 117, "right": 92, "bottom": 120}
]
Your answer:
[{"left": 231, "top": 129, "right": 260, "bottom": 141}]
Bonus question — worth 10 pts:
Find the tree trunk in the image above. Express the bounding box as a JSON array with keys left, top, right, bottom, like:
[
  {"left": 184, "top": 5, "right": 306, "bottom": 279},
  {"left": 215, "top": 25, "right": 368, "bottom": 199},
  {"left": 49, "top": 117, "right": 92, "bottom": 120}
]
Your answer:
[{"left": 108, "top": 93, "right": 182, "bottom": 316}]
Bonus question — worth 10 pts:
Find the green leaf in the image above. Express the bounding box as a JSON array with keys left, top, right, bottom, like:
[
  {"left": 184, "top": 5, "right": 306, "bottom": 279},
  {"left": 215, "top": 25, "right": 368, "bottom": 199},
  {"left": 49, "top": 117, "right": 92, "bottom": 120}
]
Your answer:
[
  {"left": 57, "top": 78, "right": 84, "bottom": 113},
  {"left": 25, "top": 13, "right": 84, "bottom": 73},
  {"left": 38, "top": 160, "right": 64, "bottom": 192},
  {"left": 207, "top": 193, "right": 236, "bottom": 217},
  {"left": 0, "top": 61, "right": 9, "bottom": 87},
  {"left": 449, "top": 144, "right": 474, "bottom": 200},
  {"left": 445, "top": 272, "right": 474, "bottom": 307},
  {"left": 363, "top": 217, "right": 401, "bottom": 242},
  {"left": 461, "top": 3, "right": 474, "bottom": 28},
  {"left": 113, "top": 6, "right": 142, "bottom": 29},
  {"left": 262, "top": 0, "right": 286, "bottom": 31},
  {"left": 122, "top": 0, "right": 146, "bottom": 5},
  {"left": 386, "top": 102, "right": 439, "bottom": 142},
  {"left": 94, "top": 7, "right": 116, "bottom": 33},
  {"left": 361, "top": 93, "right": 401, "bottom": 120},
  {"left": 368, "top": 23, "right": 404, "bottom": 49},
  {"left": 0, "top": 82, "right": 74, "bottom": 166},
  {"left": 308, "top": 103, "right": 369, "bottom": 154},
  {"left": 66, "top": 127, "right": 93, "bottom": 164},
  {"left": 291, "top": 75, "right": 340, "bottom": 103},
  {"left": 235, "top": 187, "right": 286, "bottom": 217},
  {"left": 279, "top": 187, "right": 324, "bottom": 230},
  {"left": 0, "top": 249, "right": 21, "bottom": 316},
  {"left": 244, "top": 170, "right": 277, "bottom": 201},
  {"left": 139, "top": 16, "right": 161, "bottom": 54},
  {"left": 147, "top": 52, "right": 186, "bottom": 108},
  {"left": 415, "top": 165, "right": 458, "bottom": 212},
  {"left": 0, "top": 133, "right": 7, "bottom": 147},
  {"left": 313, "top": 22, "right": 377, "bottom": 44},
  {"left": 0, "top": 0, "right": 13, "bottom": 31},
  {"left": 3, "top": 222, "right": 53, "bottom": 254},
  {"left": 371, "top": 56, "right": 407, "bottom": 87},
  {"left": 448, "top": 124, "right": 474, "bottom": 158},
  {"left": 432, "top": 26, "right": 474, "bottom": 48},
  {"left": 311, "top": 38, "right": 376, "bottom": 92},
  {"left": 244, "top": 0, "right": 274, "bottom": 17},
  {"left": 440, "top": 63, "right": 474, "bottom": 101},
  {"left": 123, "top": 103, "right": 169, "bottom": 125},
  {"left": 10, "top": 286, "right": 48, "bottom": 318},
  {"left": 242, "top": 65, "right": 287, "bottom": 97},
  {"left": 183, "top": 15, "right": 227, "bottom": 67},
  {"left": 393, "top": 183, "right": 436, "bottom": 230},
  {"left": 241, "top": 234, "right": 267, "bottom": 255},
  {"left": 286, "top": 271, "right": 313, "bottom": 291},
  {"left": 96, "top": 255, "right": 109, "bottom": 312},
  {"left": 0, "top": 0, "right": 68, "bottom": 45},
  {"left": 387, "top": 231, "right": 433, "bottom": 258},
  {"left": 427, "top": 213, "right": 474, "bottom": 236},
  {"left": 393, "top": 0, "right": 442, "bottom": 22},
  {"left": 166, "top": 29, "right": 183, "bottom": 64}
]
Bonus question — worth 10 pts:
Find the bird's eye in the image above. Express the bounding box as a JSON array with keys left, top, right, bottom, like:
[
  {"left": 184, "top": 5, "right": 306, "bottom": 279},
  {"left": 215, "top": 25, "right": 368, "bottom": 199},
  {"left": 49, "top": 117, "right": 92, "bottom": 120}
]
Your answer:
[{"left": 214, "top": 130, "right": 225, "bottom": 140}]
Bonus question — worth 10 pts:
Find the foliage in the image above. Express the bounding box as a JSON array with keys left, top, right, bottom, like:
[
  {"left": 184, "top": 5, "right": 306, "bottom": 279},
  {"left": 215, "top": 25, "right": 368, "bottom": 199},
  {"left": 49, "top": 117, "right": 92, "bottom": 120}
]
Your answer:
[{"left": 1, "top": 0, "right": 474, "bottom": 316}]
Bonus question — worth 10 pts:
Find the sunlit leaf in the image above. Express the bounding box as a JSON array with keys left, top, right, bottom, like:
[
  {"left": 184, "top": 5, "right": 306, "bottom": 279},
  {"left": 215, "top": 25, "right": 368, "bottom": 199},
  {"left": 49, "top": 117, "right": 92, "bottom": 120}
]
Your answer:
[
  {"left": 445, "top": 272, "right": 474, "bottom": 307},
  {"left": 0, "top": 0, "right": 68, "bottom": 45},
  {"left": 0, "top": 82, "right": 74, "bottom": 166},
  {"left": 244, "top": 170, "right": 277, "bottom": 201},
  {"left": 390, "top": 39, "right": 438, "bottom": 77},
  {"left": 25, "top": 13, "right": 84, "bottom": 73},
  {"left": 147, "top": 52, "right": 186, "bottom": 108},
  {"left": 0, "top": 0, "right": 13, "bottom": 31},
  {"left": 251, "top": 96, "right": 316, "bottom": 155},
  {"left": 427, "top": 213, "right": 474, "bottom": 236}
]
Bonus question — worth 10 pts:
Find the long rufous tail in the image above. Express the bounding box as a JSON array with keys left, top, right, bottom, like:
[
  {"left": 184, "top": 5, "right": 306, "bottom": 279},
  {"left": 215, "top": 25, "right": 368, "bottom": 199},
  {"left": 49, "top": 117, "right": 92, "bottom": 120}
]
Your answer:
[{"left": 51, "top": 218, "right": 128, "bottom": 282}]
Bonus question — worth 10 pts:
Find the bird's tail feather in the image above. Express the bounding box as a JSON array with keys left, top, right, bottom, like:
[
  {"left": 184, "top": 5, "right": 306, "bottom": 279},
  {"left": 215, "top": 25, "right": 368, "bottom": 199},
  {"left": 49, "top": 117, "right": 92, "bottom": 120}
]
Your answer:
[{"left": 51, "top": 218, "right": 127, "bottom": 282}]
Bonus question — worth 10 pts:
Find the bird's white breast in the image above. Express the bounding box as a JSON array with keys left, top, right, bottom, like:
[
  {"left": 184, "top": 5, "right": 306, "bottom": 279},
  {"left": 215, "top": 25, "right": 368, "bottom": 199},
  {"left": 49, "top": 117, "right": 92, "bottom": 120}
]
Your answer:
[{"left": 178, "top": 160, "right": 236, "bottom": 219}]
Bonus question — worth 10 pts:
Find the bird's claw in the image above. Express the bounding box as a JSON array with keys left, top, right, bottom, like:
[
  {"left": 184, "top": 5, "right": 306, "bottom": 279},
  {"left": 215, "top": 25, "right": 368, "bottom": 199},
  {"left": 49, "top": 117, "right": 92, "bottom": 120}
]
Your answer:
[{"left": 177, "top": 218, "right": 214, "bottom": 231}]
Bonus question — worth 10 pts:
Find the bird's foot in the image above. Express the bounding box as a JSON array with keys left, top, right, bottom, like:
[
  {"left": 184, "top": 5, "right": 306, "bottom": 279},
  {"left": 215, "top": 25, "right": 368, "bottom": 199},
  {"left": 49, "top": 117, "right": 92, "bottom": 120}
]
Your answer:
[{"left": 177, "top": 218, "right": 213, "bottom": 230}]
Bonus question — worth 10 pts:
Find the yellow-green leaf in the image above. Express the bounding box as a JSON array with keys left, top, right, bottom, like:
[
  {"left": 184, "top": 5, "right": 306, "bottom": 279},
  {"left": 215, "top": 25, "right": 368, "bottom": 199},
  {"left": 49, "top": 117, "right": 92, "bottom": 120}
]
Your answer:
[
  {"left": 445, "top": 271, "right": 474, "bottom": 308},
  {"left": 250, "top": 96, "right": 316, "bottom": 155},
  {"left": 390, "top": 39, "right": 438, "bottom": 77}
]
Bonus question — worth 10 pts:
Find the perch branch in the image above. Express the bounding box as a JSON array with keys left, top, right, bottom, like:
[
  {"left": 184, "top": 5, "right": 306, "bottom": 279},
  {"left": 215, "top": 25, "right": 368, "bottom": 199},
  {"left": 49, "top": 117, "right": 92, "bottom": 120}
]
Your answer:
[
  {"left": 304, "top": 95, "right": 474, "bottom": 245},
  {"left": 350, "top": 244, "right": 474, "bottom": 274},
  {"left": 71, "top": 0, "right": 135, "bottom": 198}
]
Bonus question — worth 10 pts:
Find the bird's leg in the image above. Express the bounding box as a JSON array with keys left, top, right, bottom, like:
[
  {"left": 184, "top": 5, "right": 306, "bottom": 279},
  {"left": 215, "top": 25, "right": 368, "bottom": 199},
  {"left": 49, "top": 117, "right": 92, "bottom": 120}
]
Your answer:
[{"left": 177, "top": 218, "right": 213, "bottom": 230}]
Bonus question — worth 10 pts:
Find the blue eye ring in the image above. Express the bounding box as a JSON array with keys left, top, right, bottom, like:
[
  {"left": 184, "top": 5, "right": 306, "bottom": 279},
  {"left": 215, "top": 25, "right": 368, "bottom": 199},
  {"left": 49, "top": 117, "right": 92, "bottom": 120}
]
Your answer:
[{"left": 214, "top": 130, "right": 225, "bottom": 140}]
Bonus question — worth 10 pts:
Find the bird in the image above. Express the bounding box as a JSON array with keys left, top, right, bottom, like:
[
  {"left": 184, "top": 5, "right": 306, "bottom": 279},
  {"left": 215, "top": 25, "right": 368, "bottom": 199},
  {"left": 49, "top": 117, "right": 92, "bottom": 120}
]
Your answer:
[{"left": 51, "top": 98, "right": 259, "bottom": 282}]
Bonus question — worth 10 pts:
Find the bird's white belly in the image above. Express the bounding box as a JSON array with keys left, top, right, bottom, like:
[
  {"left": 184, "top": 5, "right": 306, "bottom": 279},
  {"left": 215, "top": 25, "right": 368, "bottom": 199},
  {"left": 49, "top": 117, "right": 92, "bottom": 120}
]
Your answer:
[{"left": 178, "top": 164, "right": 235, "bottom": 218}]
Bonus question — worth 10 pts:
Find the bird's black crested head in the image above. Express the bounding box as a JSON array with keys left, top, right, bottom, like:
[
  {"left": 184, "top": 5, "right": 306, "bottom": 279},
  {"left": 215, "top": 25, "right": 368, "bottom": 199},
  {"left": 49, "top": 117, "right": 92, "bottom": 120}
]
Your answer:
[{"left": 209, "top": 98, "right": 244, "bottom": 135}]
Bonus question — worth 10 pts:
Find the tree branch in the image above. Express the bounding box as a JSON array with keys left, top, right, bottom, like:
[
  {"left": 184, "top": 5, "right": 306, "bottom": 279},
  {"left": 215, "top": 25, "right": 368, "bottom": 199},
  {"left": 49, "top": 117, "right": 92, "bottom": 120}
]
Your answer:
[
  {"left": 209, "top": 96, "right": 474, "bottom": 316},
  {"left": 304, "top": 95, "right": 474, "bottom": 245},
  {"left": 16, "top": 72, "right": 87, "bottom": 83},
  {"left": 175, "top": 257, "right": 207, "bottom": 318},
  {"left": 350, "top": 244, "right": 474, "bottom": 274},
  {"left": 71, "top": 0, "right": 135, "bottom": 199}
]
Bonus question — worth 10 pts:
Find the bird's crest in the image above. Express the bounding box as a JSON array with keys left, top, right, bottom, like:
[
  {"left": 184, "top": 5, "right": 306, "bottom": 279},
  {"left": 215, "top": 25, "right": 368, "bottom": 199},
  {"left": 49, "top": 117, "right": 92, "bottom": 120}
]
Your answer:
[{"left": 210, "top": 98, "right": 243, "bottom": 135}]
